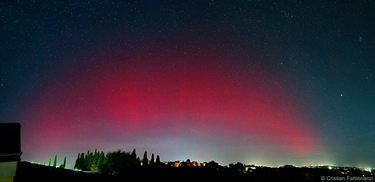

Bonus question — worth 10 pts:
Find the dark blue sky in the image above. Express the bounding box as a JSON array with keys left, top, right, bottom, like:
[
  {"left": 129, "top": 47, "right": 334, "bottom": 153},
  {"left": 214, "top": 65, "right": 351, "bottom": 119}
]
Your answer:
[{"left": 1, "top": 0, "right": 374, "bottom": 169}]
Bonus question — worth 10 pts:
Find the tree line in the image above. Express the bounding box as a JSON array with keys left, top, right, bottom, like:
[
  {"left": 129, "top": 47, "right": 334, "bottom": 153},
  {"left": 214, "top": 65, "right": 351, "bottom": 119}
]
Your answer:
[
  {"left": 74, "top": 149, "right": 105, "bottom": 171},
  {"left": 73, "top": 149, "right": 163, "bottom": 175}
]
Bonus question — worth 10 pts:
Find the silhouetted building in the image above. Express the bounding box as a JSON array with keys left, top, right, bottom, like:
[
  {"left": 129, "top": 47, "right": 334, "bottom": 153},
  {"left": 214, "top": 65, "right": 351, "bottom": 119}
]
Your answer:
[{"left": 0, "top": 123, "right": 22, "bottom": 182}]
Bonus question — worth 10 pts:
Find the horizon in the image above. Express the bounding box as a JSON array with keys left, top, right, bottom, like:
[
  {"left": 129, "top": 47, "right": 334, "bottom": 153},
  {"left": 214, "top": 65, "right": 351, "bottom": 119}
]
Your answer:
[
  {"left": 22, "top": 155, "right": 374, "bottom": 171},
  {"left": 21, "top": 147, "right": 373, "bottom": 170},
  {"left": 1, "top": 0, "right": 375, "bottom": 170}
]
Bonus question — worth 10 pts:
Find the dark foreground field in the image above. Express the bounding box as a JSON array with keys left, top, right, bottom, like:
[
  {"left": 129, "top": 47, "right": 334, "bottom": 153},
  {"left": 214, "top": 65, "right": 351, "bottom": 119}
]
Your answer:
[
  {"left": 16, "top": 161, "right": 368, "bottom": 182},
  {"left": 15, "top": 162, "right": 250, "bottom": 182}
]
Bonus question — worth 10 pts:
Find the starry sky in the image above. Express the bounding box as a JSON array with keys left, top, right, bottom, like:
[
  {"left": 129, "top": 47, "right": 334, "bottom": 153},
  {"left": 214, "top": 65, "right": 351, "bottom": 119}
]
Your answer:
[{"left": 1, "top": 0, "right": 375, "bottom": 169}]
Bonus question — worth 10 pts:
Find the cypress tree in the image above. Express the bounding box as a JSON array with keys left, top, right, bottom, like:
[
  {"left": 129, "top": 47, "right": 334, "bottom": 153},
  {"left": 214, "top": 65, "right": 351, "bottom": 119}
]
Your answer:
[
  {"left": 142, "top": 151, "right": 148, "bottom": 167},
  {"left": 74, "top": 153, "right": 80, "bottom": 169},
  {"left": 150, "top": 153, "right": 155, "bottom": 166},
  {"left": 53, "top": 155, "right": 57, "bottom": 168},
  {"left": 93, "top": 149, "right": 98, "bottom": 168},
  {"left": 79, "top": 152, "right": 85, "bottom": 170},
  {"left": 63, "top": 157, "right": 66, "bottom": 169},
  {"left": 131, "top": 148, "right": 137, "bottom": 159},
  {"left": 86, "top": 150, "right": 91, "bottom": 170},
  {"left": 156, "top": 155, "right": 161, "bottom": 166},
  {"left": 99, "top": 151, "right": 105, "bottom": 167},
  {"left": 96, "top": 153, "right": 102, "bottom": 170}
]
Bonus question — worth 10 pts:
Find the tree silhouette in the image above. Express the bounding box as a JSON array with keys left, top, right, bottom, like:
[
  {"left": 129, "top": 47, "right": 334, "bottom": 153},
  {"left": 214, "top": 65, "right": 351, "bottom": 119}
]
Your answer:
[
  {"left": 79, "top": 153, "right": 85, "bottom": 170},
  {"left": 280, "top": 164, "right": 298, "bottom": 178},
  {"left": 59, "top": 157, "right": 66, "bottom": 168},
  {"left": 142, "top": 151, "right": 148, "bottom": 167},
  {"left": 131, "top": 148, "right": 137, "bottom": 159},
  {"left": 98, "top": 151, "right": 105, "bottom": 168},
  {"left": 73, "top": 149, "right": 143, "bottom": 172},
  {"left": 156, "top": 155, "right": 161, "bottom": 167},
  {"left": 53, "top": 155, "right": 57, "bottom": 168},
  {"left": 73, "top": 150, "right": 107, "bottom": 171},
  {"left": 229, "top": 162, "right": 245, "bottom": 173},
  {"left": 150, "top": 153, "right": 155, "bottom": 166},
  {"left": 86, "top": 150, "right": 92, "bottom": 170},
  {"left": 99, "top": 150, "right": 139, "bottom": 176},
  {"left": 74, "top": 153, "right": 79, "bottom": 169},
  {"left": 206, "top": 160, "right": 219, "bottom": 171},
  {"left": 63, "top": 157, "right": 66, "bottom": 169}
]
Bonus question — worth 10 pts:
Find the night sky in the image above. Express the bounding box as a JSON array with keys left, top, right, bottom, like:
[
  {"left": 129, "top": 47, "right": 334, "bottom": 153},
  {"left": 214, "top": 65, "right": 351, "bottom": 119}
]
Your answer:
[{"left": 1, "top": 0, "right": 375, "bottom": 169}]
